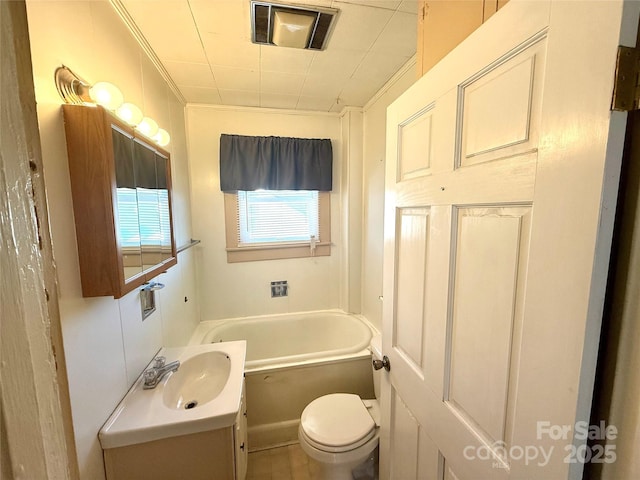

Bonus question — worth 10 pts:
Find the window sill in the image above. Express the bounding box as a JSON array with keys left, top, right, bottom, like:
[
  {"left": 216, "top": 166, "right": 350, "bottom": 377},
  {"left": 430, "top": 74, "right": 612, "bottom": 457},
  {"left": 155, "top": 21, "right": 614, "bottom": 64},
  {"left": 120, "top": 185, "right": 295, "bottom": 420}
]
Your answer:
[{"left": 226, "top": 242, "right": 331, "bottom": 263}]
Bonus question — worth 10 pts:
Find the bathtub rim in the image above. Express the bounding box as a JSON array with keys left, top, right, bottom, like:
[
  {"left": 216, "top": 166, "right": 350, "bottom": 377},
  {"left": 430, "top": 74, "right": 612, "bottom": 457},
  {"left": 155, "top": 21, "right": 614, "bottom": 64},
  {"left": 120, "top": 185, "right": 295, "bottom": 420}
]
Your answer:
[{"left": 188, "top": 309, "right": 380, "bottom": 374}]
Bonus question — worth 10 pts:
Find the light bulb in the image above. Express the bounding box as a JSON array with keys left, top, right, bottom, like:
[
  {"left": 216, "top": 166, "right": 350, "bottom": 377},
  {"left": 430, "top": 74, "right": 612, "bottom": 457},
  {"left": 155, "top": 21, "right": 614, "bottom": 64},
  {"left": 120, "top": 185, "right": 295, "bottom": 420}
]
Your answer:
[
  {"left": 137, "top": 117, "right": 159, "bottom": 138},
  {"left": 88, "top": 82, "right": 124, "bottom": 110},
  {"left": 154, "top": 129, "right": 170, "bottom": 147},
  {"left": 116, "top": 103, "right": 144, "bottom": 126}
]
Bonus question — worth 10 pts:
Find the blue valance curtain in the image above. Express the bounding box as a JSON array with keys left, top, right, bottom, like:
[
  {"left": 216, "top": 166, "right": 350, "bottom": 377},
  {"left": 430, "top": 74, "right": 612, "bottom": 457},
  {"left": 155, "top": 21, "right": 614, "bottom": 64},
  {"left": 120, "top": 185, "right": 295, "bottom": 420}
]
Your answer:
[{"left": 219, "top": 134, "right": 333, "bottom": 192}]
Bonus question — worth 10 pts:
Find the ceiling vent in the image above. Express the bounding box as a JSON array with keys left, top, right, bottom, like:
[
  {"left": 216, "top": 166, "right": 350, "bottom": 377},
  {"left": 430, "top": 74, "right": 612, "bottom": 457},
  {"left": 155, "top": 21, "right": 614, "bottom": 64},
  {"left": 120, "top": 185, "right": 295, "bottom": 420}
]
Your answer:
[{"left": 250, "top": 1, "right": 339, "bottom": 50}]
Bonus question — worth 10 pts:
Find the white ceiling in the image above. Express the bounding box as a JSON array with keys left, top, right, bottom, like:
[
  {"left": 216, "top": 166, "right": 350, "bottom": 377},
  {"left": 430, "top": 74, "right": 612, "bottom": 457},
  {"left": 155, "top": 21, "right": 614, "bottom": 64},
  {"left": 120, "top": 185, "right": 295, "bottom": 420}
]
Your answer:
[{"left": 120, "top": 0, "right": 417, "bottom": 112}]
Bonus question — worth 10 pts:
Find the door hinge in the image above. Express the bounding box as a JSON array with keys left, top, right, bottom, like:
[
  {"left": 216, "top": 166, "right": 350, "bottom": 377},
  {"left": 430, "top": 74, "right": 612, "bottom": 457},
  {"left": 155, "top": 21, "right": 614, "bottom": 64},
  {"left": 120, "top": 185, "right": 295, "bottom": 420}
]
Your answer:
[{"left": 612, "top": 46, "right": 640, "bottom": 111}]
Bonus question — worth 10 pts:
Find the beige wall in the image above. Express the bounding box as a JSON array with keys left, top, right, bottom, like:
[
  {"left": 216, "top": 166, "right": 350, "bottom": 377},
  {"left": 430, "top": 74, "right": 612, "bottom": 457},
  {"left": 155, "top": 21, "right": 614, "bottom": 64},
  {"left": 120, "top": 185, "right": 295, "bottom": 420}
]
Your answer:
[
  {"left": 186, "top": 105, "right": 343, "bottom": 320},
  {"left": 361, "top": 60, "right": 416, "bottom": 331},
  {"left": 26, "top": 2, "right": 199, "bottom": 479}
]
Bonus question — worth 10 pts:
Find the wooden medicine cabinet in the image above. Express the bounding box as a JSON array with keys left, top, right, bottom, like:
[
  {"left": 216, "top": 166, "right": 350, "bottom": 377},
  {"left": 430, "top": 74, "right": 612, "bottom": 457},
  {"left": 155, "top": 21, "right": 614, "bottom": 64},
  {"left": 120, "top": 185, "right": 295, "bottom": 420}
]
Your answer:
[{"left": 62, "top": 105, "right": 177, "bottom": 299}]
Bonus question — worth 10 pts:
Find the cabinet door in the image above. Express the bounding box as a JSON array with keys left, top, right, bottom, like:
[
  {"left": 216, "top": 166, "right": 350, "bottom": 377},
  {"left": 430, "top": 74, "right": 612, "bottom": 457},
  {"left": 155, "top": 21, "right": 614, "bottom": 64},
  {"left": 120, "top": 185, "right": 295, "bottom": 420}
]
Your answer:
[
  {"left": 483, "top": 0, "right": 510, "bottom": 22},
  {"left": 483, "top": 0, "right": 498, "bottom": 20},
  {"left": 234, "top": 385, "right": 248, "bottom": 480},
  {"left": 418, "top": 0, "right": 484, "bottom": 76},
  {"left": 416, "top": 0, "right": 512, "bottom": 77}
]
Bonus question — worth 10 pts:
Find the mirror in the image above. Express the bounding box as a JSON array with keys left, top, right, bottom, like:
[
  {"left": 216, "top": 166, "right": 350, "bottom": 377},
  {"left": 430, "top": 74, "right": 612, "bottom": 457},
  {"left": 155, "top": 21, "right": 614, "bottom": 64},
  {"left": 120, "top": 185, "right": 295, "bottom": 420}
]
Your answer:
[
  {"left": 113, "top": 128, "right": 143, "bottom": 281},
  {"left": 133, "top": 140, "right": 163, "bottom": 273},
  {"left": 113, "top": 128, "right": 173, "bottom": 281}
]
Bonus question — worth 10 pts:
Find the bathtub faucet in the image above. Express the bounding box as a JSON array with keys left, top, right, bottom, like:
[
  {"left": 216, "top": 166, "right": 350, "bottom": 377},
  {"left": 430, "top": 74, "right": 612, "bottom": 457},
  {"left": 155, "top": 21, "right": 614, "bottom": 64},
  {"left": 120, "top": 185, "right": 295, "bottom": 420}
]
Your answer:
[{"left": 142, "top": 356, "right": 180, "bottom": 389}]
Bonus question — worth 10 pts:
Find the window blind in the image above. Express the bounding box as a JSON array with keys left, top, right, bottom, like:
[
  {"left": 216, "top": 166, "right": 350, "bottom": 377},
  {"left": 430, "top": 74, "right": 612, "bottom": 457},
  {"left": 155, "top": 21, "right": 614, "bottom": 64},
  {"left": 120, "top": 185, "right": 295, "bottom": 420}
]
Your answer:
[{"left": 237, "top": 190, "right": 319, "bottom": 245}]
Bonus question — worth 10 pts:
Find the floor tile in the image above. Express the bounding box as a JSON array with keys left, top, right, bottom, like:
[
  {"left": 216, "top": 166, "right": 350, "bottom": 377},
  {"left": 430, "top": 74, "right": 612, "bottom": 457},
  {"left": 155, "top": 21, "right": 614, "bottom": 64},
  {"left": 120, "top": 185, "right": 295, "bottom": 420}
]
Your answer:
[{"left": 248, "top": 445, "right": 312, "bottom": 480}]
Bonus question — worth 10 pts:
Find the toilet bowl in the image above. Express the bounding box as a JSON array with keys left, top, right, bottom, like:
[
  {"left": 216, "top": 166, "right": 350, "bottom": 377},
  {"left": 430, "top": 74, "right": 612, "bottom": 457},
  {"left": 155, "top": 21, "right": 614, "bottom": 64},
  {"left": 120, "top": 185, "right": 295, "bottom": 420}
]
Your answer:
[{"left": 298, "top": 335, "right": 382, "bottom": 480}]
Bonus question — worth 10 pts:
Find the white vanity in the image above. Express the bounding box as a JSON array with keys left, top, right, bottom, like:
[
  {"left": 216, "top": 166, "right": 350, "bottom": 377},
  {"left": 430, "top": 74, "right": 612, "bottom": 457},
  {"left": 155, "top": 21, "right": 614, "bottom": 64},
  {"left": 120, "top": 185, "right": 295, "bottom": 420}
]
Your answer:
[{"left": 99, "top": 342, "right": 247, "bottom": 480}]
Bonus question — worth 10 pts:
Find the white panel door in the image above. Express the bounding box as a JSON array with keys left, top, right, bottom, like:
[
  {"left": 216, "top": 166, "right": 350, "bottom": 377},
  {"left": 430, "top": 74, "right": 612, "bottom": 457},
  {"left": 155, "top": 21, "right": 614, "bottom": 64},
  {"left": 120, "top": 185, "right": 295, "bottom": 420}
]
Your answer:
[{"left": 381, "top": 1, "right": 639, "bottom": 479}]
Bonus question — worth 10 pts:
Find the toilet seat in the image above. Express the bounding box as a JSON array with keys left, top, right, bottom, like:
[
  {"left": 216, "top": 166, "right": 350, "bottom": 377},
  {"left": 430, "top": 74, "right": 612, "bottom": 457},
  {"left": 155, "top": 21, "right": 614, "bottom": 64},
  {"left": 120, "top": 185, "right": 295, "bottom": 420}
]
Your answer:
[
  {"left": 300, "top": 393, "right": 377, "bottom": 453},
  {"left": 300, "top": 423, "right": 376, "bottom": 454}
]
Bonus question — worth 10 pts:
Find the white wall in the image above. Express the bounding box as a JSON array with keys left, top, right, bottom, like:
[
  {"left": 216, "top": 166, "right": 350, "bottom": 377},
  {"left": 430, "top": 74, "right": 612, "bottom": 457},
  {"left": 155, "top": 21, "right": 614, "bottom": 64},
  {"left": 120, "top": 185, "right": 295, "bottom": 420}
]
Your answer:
[
  {"left": 186, "top": 105, "right": 343, "bottom": 320},
  {"left": 26, "top": 2, "right": 199, "bottom": 479},
  {"left": 361, "top": 60, "right": 416, "bottom": 331},
  {"left": 185, "top": 60, "right": 415, "bottom": 326},
  {"left": 340, "top": 108, "right": 364, "bottom": 314}
]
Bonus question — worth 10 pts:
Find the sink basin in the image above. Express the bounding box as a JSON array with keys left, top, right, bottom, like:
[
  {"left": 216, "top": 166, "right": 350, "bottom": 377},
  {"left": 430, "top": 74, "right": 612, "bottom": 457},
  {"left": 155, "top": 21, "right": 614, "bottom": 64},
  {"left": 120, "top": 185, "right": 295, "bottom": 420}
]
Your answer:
[
  {"left": 163, "top": 351, "right": 231, "bottom": 410},
  {"left": 99, "top": 341, "right": 246, "bottom": 450}
]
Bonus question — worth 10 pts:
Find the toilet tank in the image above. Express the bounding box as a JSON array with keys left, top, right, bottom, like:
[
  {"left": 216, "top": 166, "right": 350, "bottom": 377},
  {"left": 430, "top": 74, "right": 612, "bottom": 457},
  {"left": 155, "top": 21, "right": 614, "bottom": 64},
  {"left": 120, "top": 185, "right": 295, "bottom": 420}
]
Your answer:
[{"left": 370, "top": 334, "right": 383, "bottom": 399}]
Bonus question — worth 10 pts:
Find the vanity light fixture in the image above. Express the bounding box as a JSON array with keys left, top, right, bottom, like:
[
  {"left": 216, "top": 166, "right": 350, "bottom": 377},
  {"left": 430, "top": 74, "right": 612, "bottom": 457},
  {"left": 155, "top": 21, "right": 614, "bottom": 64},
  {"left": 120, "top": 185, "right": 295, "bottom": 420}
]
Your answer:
[
  {"left": 55, "top": 66, "right": 122, "bottom": 109},
  {"left": 54, "top": 65, "right": 170, "bottom": 146},
  {"left": 116, "top": 102, "right": 144, "bottom": 126},
  {"left": 154, "top": 129, "right": 171, "bottom": 147},
  {"left": 88, "top": 81, "right": 124, "bottom": 110},
  {"left": 137, "top": 117, "right": 159, "bottom": 138}
]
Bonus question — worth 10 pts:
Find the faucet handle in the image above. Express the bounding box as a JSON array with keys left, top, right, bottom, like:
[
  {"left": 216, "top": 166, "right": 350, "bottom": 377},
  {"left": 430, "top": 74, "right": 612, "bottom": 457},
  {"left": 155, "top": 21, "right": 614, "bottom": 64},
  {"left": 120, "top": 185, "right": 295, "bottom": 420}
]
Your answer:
[
  {"left": 143, "top": 369, "right": 158, "bottom": 386},
  {"left": 153, "top": 356, "right": 166, "bottom": 369}
]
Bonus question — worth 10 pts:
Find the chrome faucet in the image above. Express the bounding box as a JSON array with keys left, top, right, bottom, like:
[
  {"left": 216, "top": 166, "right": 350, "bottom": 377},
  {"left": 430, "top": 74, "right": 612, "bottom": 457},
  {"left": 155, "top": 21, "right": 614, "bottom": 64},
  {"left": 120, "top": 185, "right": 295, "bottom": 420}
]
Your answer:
[{"left": 143, "top": 356, "right": 180, "bottom": 389}]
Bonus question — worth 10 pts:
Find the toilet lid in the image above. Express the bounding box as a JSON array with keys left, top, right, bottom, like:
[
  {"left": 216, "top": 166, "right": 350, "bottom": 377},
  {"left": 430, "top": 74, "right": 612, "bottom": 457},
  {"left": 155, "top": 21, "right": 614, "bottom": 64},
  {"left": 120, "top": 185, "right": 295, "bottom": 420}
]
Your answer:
[{"left": 301, "top": 393, "right": 375, "bottom": 448}]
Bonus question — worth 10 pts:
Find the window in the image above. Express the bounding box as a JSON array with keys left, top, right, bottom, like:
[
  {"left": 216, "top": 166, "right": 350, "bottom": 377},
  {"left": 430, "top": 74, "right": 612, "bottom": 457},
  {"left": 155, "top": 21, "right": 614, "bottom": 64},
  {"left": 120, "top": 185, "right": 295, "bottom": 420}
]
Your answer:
[
  {"left": 224, "top": 190, "right": 331, "bottom": 262},
  {"left": 238, "top": 190, "right": 318, "bottom": 245}
]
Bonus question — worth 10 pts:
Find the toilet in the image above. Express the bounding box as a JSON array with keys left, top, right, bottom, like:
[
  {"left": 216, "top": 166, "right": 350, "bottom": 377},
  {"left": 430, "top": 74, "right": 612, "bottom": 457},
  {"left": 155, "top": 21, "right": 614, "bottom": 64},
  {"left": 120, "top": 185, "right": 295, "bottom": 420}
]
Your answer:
[{"left": 298, "top": 334, "right": 383, "bottom": 480}]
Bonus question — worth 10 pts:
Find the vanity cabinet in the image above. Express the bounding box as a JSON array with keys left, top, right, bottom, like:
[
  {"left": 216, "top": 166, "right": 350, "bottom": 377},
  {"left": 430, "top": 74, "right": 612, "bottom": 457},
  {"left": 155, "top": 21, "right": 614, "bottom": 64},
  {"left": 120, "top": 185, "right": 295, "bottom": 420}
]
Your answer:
[
  {"left": 62, "top": 105, "right": 176, "bottom": 298},
  {"left": 103, "top": 383, "right": 248, "bottom": 480}
]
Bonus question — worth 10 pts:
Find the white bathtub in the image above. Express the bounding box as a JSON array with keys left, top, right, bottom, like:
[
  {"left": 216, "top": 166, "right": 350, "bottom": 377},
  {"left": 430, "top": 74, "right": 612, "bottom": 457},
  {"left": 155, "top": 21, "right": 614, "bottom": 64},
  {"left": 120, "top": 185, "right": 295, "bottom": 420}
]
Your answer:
[
  {"left": 190, "top": 311, "right": 377, "bottom": 450},
  {"left": 197, "top": 310, "right": 373, "bottom": 371}
]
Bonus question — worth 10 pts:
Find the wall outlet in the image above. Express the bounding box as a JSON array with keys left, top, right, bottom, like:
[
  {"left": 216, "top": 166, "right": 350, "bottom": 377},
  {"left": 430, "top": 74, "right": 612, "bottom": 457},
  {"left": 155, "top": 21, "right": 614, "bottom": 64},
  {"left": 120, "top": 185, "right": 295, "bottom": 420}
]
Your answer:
[{"left": 271, "top": 281, "right": 288, "bottom": 298}]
